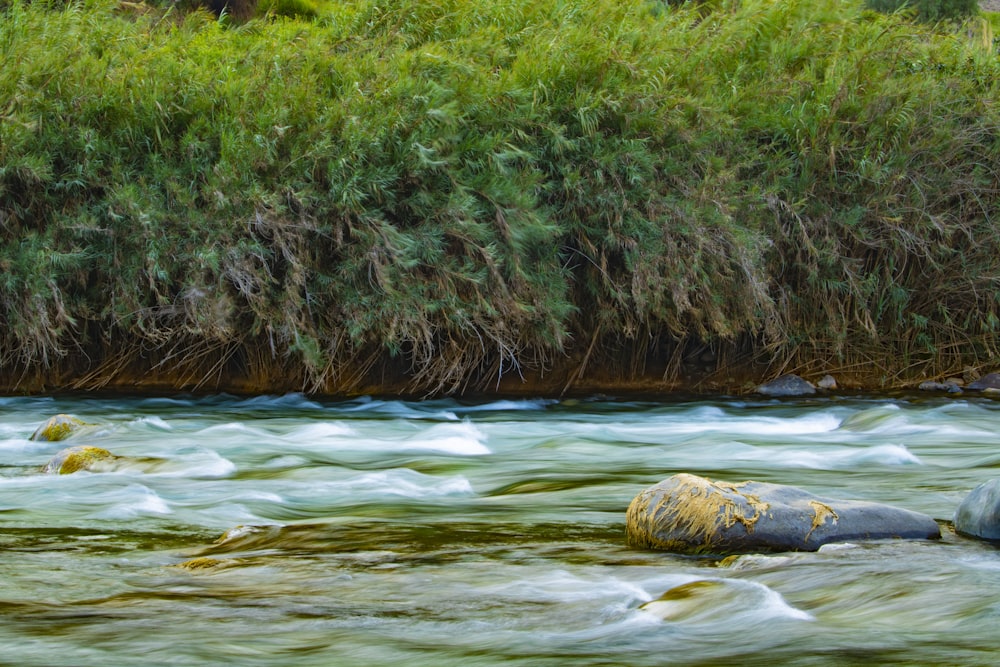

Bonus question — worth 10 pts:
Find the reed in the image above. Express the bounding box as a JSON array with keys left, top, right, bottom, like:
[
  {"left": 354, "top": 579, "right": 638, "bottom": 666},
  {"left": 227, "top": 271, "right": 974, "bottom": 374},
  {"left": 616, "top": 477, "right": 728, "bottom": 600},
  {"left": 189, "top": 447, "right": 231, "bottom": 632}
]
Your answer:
[{"left": 1, "top": 0, "right": 998, "bottom": 393}]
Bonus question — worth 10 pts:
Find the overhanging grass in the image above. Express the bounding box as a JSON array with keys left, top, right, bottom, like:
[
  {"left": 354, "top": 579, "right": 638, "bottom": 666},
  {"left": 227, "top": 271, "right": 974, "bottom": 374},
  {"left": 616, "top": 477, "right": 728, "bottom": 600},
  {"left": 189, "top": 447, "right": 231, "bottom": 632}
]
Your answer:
[{"left": 1, "top": 0, "right": 998, "bottom": 393}]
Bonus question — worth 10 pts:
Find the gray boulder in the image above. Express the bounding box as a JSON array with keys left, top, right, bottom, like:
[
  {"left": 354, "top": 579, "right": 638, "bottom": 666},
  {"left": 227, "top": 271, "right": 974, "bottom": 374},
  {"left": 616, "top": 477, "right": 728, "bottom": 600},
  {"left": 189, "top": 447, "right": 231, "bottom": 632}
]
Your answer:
[
  {"left": 967, "top": 373, "right": 1000, "bottom": 391},
  {"left": 756, "top": 374, "right": 816, "bottom": 397},
  {"left": 627, "top": 473, "right": 940, "bottom": 555},
  {"left": 918, "top": 380, "right": 962, "bottom": 393},
  {"left": 954, "top": 479, "right": 1000, "bottom": 541}
]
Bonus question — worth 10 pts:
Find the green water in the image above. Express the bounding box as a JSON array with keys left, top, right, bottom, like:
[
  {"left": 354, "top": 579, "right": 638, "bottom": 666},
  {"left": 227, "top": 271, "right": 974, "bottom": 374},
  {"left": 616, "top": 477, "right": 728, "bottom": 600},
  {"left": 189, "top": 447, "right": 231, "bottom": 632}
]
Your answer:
[{"left": 1, "top": 393, "right": 998, "bottom": 665}]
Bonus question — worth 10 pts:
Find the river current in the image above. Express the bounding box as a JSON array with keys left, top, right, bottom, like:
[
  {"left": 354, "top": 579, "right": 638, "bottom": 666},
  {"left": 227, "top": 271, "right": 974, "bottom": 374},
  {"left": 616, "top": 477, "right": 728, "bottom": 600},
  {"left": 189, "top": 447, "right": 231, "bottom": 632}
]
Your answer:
[{"left": 1, "top": 393, "right": 998, "bottom": 665}]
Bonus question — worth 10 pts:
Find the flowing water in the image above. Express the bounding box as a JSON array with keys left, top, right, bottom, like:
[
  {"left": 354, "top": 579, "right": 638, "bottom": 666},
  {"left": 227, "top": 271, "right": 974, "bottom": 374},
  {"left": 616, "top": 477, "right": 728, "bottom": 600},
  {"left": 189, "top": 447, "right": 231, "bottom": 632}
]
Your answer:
[{"left": 1, "top": 392, "right": 999, "bottom": 666}]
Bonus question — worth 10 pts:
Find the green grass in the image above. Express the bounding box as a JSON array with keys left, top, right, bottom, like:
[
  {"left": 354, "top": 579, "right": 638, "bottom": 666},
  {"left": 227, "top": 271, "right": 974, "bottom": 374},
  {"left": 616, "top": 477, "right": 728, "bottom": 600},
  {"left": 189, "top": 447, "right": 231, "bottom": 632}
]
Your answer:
[{"left": 1, "top": 0, "right": 998, "bottom": 393}]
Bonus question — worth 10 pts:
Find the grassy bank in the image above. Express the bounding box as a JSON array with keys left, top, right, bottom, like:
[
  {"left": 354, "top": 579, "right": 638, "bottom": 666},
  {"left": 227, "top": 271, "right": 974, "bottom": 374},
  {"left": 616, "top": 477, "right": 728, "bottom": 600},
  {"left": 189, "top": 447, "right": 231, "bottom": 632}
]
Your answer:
[{"left": 1, "top": 0, "right": 999, "bottom": 395}]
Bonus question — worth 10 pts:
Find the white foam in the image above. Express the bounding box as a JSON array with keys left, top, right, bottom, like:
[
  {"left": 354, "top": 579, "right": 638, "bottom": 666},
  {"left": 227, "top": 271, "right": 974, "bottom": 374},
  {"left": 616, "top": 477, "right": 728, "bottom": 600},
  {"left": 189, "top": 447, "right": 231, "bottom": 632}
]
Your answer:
[
  {"left": 201, "top": 422, "right": 261, "bottom": 434},
  {"left": 273, "top": 420, "right": 489, "bottom": 456},
  {"left": 281, "top": 469, "right": 474, "bottom": 503},
  {"left": 601, "top": 412, "right": 842, "bottom": 441},
  {"left": 751, "top": 581, "right": 815, "bottom": 621},
  {"left": 850, "top": 444, "right": 922, "bottom": 465},
  {"left": 234, "top": 393, "right": 324, "bottom": 410},
  {"left": 0, "top": 422, "right": 31, "bottom": 438},
  {"left": 261, "top": 454, "right": 312, "bottom": 469},
  {"left": 93, "top": 484, "right": 172, "bottom": 518},
  {"left": 483, "top": 570, "right": 692, "bottom": 605},
  {"left": 338, "top": 398, "right": 459, "bottom": 421},
  {"left": 0, "top": 437, "right": 44, "bottom": 454},
  {"left": 705, "top": 413, "right": 843, "bottom": 436},
  {"left": 153, "top": 449, "right": 237, "bottom": 478},
  {"left": 956, "top": 554, "right": 1000, "bottom": 571},
  {"left": 132, "top": 415, "right": 172, "bottom": 430},
  {"left": 453, "top": 399, "right": 557, "bottom": 413},
  {"left": 399, "top": 421, "right": 490, "bottom": 455},
  {"left": 347, "top": 469, "right": 474, "bottom": 498},
  {"left": 286, "top": 422, "right": 356, "bottom": 440},
  {"left": 733, "top": 443, "right": 921, "bottom": 469}
]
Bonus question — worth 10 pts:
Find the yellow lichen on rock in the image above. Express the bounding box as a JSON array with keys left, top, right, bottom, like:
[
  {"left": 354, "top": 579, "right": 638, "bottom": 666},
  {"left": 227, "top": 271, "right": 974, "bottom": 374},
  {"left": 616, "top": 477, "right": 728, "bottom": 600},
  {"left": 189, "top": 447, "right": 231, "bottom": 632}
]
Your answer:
[
  {"left": 30, "top": 414, "right": 89, "bottom": 442},
  {"left": 42, "top": 446, "right": 117, "bottom": 474},
  {"left": 627, "top": 473, "right": 770, "bottom": 550},
  {"left": 805, "top": 500, "right": 839, "bottom": 541},
  {"left": 629, "top": 473, "right": 939, "bottom": 554}
]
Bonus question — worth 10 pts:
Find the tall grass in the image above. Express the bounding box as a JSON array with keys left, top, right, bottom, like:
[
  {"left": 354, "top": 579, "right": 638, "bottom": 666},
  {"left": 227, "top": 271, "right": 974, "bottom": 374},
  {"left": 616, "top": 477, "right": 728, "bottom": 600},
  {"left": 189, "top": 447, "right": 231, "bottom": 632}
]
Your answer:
[{"left": 1, "top": 0, "right": 998, "bottom": 393}]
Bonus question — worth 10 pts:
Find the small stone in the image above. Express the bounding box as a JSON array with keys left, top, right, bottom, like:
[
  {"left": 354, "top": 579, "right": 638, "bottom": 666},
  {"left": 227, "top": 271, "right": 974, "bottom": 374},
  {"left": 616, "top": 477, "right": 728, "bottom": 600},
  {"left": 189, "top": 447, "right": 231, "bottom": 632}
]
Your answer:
[
  {"left": 30, "top": 414, "right": 89, "bottom": 442},
  {"left": 816, "top": 374, "right": 837, "bottom": 390},
  {"left": 42, "top": 446, "right": 117, "bottom": 474},
  {"left": 756, "top": 374, "right": 816, "bottom": 397},
  {"left": 918, "top": 381, "right": 961, "bottom": 393}
]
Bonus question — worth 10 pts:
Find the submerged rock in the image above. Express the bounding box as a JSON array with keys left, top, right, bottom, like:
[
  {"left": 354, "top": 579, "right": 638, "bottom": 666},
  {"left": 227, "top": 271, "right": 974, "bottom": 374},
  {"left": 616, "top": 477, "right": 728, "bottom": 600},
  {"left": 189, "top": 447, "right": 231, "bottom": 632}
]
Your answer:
[
  {"left": 638, "top": 578, "right": 812, "bottom": 623},
  {"left": 42, "top": 446, "right": 118, "bottom": 474},
  {"left": 30, "top": 414, "right": 90, "bottom": 442},
  {"left": 639, "top": 580, "right": 734, "bottom": 621},
  {"left": 755, "top": 374, "right": 816, "bottom": 397},
  {"left": 626, "top": 473, "right": 940, "bottom": 555},
  {"left": 954, "top": 479, "right": 1000, "bottom": 541},
  {"left": 172, "top": 557, "right": 243, "bottom": 571}
]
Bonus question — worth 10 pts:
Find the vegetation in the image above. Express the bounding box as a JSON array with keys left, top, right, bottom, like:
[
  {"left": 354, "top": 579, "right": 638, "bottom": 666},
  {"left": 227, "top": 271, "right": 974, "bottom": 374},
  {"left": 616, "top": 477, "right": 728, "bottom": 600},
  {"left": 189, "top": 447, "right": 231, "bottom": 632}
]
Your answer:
[
  {"left": 865, "top": 0, "right": 977, "bottom": 23},
  {"left": 0, "top": 0, "right": 998, "bottom": 395}
]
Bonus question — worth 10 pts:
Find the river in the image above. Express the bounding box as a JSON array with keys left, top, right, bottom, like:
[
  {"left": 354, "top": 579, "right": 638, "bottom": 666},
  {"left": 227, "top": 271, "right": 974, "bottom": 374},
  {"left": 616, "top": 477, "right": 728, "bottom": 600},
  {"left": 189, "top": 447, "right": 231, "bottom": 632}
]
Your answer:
[{"left": 1, "top": 393, "right": 998, "bottom": 665}]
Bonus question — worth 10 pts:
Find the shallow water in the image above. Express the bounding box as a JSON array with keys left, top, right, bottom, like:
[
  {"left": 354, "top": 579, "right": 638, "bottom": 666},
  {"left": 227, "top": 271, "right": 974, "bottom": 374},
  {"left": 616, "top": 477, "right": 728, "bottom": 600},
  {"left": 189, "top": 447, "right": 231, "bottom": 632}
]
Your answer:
[{"left": 1, "top": 393, "right": 998, "bottom": 665}]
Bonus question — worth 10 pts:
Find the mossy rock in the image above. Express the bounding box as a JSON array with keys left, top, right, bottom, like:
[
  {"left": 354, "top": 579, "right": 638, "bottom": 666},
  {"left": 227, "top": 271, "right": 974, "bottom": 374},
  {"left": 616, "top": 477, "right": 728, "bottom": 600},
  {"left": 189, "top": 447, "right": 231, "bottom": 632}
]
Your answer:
[
  {"left": 29, "top": 414, "right": 90, "bottom": 442},
  {"left": 42, "top": 446, "right": 118, "bottom": 474},
  {"left": 627, "top": 473, "right": 940, "bottom": 555}
]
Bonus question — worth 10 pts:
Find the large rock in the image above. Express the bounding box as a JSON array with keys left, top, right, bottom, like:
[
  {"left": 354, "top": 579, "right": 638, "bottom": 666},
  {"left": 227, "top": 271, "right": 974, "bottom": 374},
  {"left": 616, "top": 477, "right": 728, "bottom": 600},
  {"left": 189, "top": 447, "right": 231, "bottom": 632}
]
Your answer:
[
  {"left": 954, "top": 479, "right": 1000, "bottom": 541},
  {"left": 967, "top": 373, "right": 1000, "bottom": 391},
  {"left": 755, "top": 374, "right": 816, "bottom": 397},
  {"left": 626, "top": 473, "right": 940, "bottom": 554},
  {"left": 30, "top": 414, "right": 90, "bottom": 442},
  {"left": 42, "top": 446, "right": 118, "bottom": 474},
  {"left": 918, "top": 380, "right": 962, "bottom": 394}
]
